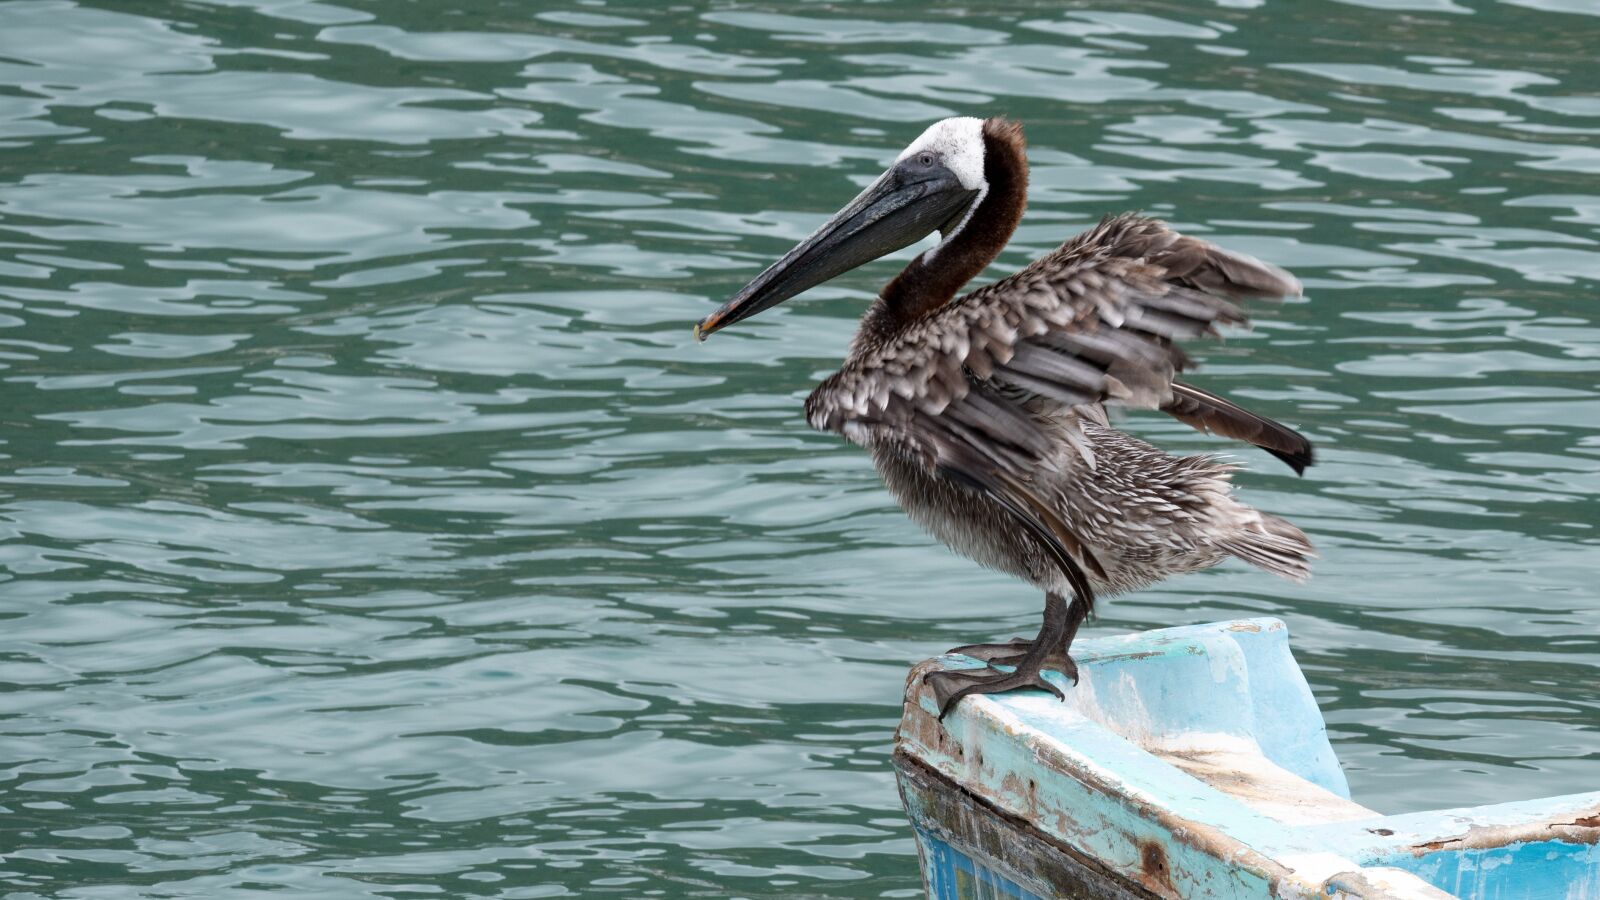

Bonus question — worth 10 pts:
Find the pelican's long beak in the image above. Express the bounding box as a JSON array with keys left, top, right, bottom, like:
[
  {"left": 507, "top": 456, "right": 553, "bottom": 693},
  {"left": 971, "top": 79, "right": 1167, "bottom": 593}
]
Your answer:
[{"left": 694, "top": 163, "right": 978, "bottom": 341}]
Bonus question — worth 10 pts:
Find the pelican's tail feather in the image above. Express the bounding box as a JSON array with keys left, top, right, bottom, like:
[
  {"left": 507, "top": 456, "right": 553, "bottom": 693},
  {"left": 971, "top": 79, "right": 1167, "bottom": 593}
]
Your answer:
[{"left": 1221, "top": 512, "right": 1314, "bottom": 583}]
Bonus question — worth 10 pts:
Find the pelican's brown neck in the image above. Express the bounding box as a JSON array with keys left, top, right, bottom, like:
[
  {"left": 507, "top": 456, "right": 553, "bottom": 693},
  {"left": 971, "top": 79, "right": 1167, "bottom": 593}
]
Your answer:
[{"left": 862, "top": 118, "right": 1028, "bottom": 344}]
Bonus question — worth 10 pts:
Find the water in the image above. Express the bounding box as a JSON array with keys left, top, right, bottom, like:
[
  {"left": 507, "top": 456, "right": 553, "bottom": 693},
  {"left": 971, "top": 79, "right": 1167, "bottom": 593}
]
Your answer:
[{"left": 1, "top": 0, "right": 1597, "bottom": 895}]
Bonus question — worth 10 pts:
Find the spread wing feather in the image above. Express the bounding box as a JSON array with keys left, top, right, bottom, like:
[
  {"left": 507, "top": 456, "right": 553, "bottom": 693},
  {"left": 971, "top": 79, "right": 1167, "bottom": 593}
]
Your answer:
[
  {"left": 1160, "top": 382, "right": 1314, "bottom": 475},
  {"left": 805, "top": 213, "right": 1306, "bottom": 591}
]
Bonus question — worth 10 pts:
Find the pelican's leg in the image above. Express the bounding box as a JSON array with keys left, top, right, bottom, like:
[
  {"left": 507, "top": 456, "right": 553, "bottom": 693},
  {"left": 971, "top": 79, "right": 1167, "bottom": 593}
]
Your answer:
[
  {"left": 944, "top": 593, "right": 1088, "bottom": 675},
  {"left": 925, "top": 592, "right": 1088, "bottom": 720}
]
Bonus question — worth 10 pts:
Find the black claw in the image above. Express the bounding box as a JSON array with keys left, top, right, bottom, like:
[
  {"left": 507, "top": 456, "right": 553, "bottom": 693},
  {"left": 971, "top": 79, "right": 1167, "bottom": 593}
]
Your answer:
[
  {"left": 946, "top": 637, "right": 1030, "bottom": 658},
  {"left": 947, "top": 638, "right": 1034, "bottom": 671},
  {"left": 924, "top": 668, "right": 988, "bottom": 716},
  {"left": 1059, "top": 657, "right": 1080, "bottom": 686}
]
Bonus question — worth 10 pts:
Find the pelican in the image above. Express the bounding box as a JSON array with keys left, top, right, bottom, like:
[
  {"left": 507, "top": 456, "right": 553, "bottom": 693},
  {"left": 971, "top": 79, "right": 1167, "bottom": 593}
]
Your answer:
[{"left": 694, "top": 117, "right": 1314, "bottom": 719}]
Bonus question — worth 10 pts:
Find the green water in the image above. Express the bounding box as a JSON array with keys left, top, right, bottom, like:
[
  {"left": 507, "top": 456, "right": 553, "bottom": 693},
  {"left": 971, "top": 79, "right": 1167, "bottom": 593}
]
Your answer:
[{"left": 1, "top": 0, "right": 1597, "bottom": 896}]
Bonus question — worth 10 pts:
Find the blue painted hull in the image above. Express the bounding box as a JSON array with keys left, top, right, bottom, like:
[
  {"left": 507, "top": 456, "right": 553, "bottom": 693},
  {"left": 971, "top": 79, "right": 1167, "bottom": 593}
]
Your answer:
[{"left": 896, "top": 618, "right": 1600, "bottom": 899}]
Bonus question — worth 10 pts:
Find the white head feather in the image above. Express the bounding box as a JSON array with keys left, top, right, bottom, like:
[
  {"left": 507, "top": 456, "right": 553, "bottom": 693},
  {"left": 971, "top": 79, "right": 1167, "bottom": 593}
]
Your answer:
[
  {"left": 896, "top": 117, "right": 989, "bottom": 258},
  {"left": 896, "top": 117, "right": 988, "bottom": 191}
]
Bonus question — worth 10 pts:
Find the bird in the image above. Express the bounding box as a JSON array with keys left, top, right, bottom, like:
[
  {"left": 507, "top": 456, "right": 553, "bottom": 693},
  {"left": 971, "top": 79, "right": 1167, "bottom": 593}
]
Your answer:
[{"left": 693, "top": 116, "right": 1314, "bottom": 720}]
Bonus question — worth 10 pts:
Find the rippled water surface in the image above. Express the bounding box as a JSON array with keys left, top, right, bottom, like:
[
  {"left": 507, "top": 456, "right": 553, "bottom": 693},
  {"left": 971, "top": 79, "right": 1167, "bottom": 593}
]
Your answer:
[{"left": 2, "top": 0, "right": 1598, "bottom": 896}]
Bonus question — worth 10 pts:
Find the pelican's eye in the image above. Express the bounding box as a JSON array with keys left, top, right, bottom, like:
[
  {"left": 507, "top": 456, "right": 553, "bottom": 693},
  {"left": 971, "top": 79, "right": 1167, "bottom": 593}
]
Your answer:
[{"left": 917, "top": 152, "right": 936, "bottom": 168}]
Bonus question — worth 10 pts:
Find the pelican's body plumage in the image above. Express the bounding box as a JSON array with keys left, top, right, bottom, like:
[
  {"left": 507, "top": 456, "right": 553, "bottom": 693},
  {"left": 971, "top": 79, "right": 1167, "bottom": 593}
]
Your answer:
[
  {"left": 874, "top": 419, "right": 1303, "bottom": 599},
  {"left": 697, "top": 117, "right": 1314, "bottom": 716}
]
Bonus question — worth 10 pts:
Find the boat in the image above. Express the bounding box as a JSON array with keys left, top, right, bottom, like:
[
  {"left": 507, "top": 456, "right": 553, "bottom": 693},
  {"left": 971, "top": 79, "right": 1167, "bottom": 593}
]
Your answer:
[{"left": 897, "top": 618, "right": 1600, "bottom": 898}]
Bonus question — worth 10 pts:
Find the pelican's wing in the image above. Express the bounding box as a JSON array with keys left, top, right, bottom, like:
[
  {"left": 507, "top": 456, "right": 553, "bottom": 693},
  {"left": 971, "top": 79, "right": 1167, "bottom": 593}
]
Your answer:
[{"left": 808, "top": 212, "right": 1301, "bottom": 447}]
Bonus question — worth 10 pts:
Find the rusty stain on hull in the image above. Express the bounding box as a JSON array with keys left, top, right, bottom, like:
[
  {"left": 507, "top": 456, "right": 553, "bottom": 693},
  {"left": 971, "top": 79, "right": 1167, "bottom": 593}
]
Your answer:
[{"left": 1138, "top": 841, "right": 1174, "bottom": 895}]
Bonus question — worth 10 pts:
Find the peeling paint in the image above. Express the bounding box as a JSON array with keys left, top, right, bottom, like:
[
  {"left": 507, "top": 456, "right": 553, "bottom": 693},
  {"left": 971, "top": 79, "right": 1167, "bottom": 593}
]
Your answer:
[
  {"left": 1321, "top": 867, "right": 1459, "bottom": 899},
  {"left": 1412, "top": 816, "right": 1600, "bottom": 854},
  {"left": 1160, "top": 745, "right": 1373, "bottom": 826}
]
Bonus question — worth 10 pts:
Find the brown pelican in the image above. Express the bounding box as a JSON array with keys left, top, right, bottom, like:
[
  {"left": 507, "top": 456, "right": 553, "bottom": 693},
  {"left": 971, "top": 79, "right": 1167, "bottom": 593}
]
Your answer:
[{"left": 694, "top": 117, "right": 1313, "bottom": 719}]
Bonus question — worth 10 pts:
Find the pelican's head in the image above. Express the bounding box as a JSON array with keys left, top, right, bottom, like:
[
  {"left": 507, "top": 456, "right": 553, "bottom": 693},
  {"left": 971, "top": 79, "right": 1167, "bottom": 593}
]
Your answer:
[{"left": 694, "top": 117, "right": 991, "bottom": 340}]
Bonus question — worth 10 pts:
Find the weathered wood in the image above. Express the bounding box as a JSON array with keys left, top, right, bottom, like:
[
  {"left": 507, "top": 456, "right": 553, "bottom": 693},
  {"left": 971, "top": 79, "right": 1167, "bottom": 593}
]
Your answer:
[{"left": 897, "top": 750, "right": 1159, "bottom": 900}]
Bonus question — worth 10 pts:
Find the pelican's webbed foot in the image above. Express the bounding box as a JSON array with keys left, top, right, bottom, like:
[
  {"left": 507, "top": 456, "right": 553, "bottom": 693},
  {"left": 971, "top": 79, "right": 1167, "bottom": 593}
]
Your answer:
[
  {"left": 925, "top": 654, "right": 1073, "bottom": 720},
  {"left": 924, "top": 591, "right": 1087, "bottom": 720}
]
